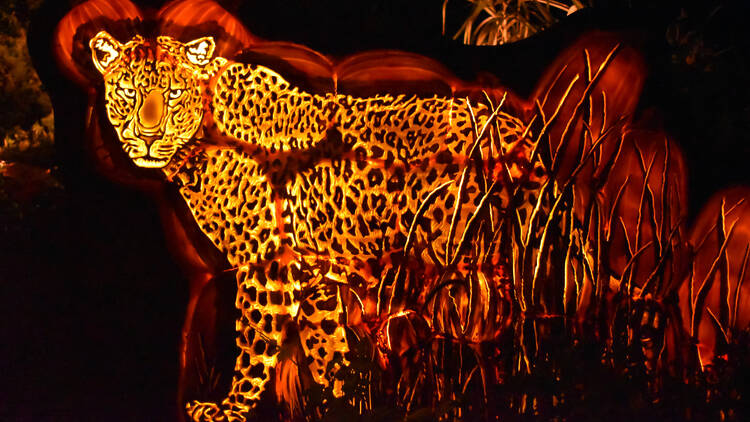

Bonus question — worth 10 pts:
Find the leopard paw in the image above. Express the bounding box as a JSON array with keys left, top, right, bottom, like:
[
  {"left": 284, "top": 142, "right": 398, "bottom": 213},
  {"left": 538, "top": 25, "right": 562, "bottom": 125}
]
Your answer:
[{"left": 186, "top": 400, "right": 248, "bottom": 422}]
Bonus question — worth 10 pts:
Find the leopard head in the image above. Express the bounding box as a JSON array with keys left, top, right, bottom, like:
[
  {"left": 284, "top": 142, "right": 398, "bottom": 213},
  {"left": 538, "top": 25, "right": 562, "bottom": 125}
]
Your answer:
[{"left": 89, "top": 31, "right": 225, "bottom": 169}]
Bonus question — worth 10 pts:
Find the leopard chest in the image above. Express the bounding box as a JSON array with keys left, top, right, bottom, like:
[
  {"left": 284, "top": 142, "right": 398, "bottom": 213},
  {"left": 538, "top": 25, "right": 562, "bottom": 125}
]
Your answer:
[{"left": 178, "top": 149, "right": 284, "bottom": 267}]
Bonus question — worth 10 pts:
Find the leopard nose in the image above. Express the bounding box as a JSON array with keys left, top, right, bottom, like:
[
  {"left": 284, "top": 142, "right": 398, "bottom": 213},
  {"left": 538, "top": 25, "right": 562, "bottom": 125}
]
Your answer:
[
  {"left": 140, "top": 134, "right": 161, "bottom": 146},
  {"left": 139, "top": 90, "right": 165, "bottom": 130}
]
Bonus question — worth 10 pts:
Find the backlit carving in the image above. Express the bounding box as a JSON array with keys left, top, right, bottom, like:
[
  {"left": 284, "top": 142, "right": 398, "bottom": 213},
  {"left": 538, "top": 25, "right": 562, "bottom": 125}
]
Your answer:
[{"left": 51, "top": 1, "right": 750, "bottom": 420}]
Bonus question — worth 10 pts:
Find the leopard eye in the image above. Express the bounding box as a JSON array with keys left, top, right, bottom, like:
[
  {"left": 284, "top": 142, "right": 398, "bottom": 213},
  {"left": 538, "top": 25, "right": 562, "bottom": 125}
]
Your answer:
[
  {"left": 169, "top": 89, "right": 183, "bottom": 100},
  {"left": 120, "top": 87, "right": 136, "bottom": 99}
]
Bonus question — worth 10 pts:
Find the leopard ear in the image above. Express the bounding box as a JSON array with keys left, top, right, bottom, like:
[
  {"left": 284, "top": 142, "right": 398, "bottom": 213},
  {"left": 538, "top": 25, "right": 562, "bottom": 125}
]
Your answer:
[
  {"left": 54, "top": 0, "right": 142, "bottom": 86},
  {"left": 158, "top": 0, "right": 261, "bottom": 59},
  {"left": 184, "top": 37, "right": 215, "bottom": 66},
  {"left": 90, "top": 31, "right": 124, "bottom": 75}
]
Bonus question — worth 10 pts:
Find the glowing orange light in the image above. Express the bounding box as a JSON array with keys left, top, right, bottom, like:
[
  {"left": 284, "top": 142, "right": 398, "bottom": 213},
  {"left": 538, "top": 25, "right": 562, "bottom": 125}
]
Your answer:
[
  {"left": 54, "top": 1, "right": 719, "bottom": 420},
  {"left": 87, "top": 27, "right": 544, "bottom": 419}
]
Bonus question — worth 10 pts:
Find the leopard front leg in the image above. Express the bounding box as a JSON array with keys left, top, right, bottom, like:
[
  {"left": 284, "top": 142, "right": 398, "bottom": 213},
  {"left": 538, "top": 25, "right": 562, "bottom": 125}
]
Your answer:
[
  {"left": 187, "top": 263, "right": 299, "bottom": 421},
  {"left": 298, "top": 279, "right": 351, "bottom": 399}
]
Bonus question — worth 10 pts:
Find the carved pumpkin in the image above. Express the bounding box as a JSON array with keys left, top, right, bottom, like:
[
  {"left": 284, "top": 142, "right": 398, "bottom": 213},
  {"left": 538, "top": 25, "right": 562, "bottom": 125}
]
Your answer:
[
  {"left": 680, "top": 187, "right": 750, "bottom": 370},
  {"left": 51, "top": 0, "right": 696, "bottom": 419}
]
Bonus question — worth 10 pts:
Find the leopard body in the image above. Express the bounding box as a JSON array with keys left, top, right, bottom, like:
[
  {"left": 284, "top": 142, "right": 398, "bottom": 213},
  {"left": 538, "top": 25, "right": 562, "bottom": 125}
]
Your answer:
[{"left": 89, "top": 33, "right": 545, "bottom": 421}]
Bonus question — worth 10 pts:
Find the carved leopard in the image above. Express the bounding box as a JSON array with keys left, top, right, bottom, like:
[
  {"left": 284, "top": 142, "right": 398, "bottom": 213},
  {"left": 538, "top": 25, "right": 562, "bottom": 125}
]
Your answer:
[{"left": 88, "top": 31, "right": 546, "bottom": 420}]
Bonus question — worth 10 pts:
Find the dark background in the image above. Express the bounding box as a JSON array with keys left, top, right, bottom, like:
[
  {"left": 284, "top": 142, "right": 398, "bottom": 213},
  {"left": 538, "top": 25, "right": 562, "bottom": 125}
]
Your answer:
[{"left": 2, "top": 0, "right": 749, "bottom": 420}]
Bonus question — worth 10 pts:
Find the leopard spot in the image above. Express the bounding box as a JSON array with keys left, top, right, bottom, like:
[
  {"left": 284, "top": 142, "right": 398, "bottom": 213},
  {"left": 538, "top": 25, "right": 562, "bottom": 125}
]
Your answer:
[
  {"left": 367, "top": 169, "right": 384, "bottom": 187},
  {"left": 269, "top": 291, "right": 283, "bottom": 305},
  {"left": 263, "top": 314, "right": 274, "bottom": 333},
  {"left": 435, "top": 149, "right": 453, "bottom": 164},
  {"left": 301, "top": 301, "right": 316, "bottom": 316},
  {"left": 345, "top": 196, "right": 358, "bottom": 214},
  {"left": 433, "top": 208, "right": 444, "bottom": 222},
  {"left": 445, "top": 193, "right": 455, "bottom": 209},
  {"left": 248, "top": 363, "right": 266, "bottom": 379},
  {"left": 254, "top": 339, "right": 266, "bottom": 354},
  {"left": 316, "top": 296, "right": 338, "bottom": 312},
  {"left": 321, "top": 319, "right": 338, "bottom": 335}
]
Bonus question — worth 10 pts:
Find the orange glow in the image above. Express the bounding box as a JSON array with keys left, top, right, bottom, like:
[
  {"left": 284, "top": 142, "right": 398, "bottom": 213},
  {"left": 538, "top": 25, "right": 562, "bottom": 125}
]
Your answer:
[
  {"left": 680, "top": 188, "right": 750, "bottom": 369},
  {"left": 54, "top": 0, "right": 722, "bottom": 420},
  {"left": 84, "top": 30, "right": 541, "bottom": 419}
]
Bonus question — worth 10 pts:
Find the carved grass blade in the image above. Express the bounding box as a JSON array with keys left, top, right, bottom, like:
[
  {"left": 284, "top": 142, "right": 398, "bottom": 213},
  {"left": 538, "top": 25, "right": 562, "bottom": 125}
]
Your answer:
[
  {"left": 446, "top": 98, "right": 503, "bottom": 262},
  {"left": 691, "top": 215, "right": 737, "bottom": 338},
  {"left": 551, "top": 45, "right": 622, "bottom": 175},
  {"left": 637, "top": 218, "right": 685, "bottom": 299},
  {"left": 451, "top": 182, "right": 496, "bottom": 266},
  {"left": 524, "top": 179, "right": 551, "bottom": 247},
  {"left": 705, "top": 306, "right": 730, "bottom": 346},
  {"left": 659, "top": 136, "right": 671, "bottom": 250},
  {"left": 531, "top": 75, "right": 580, "bottom": 165},
  {"left": 606, "top": 175, "right": 631, "bottom": 242},
  {"left": 619, "top": 216, "right": 635, "bottom": 259},
  {"left": 633, "top": 149, "right": 657, "bottom": 253},
  {"left": 692, "top": 197, "right": 746, "bottom": 253},
  {"left": 404, "top": 180, "right": 453, "bottom": 256},
  {"left": 446, "top": 167, "right": 469, "bottom": 263},
  {"left": 593, "top": 127, "right": 627, "bottom": 189},
  {"left": 540, "top": 63, "right": 570, "bottom": 110},
  {"left": 619, "top": 240, "right": 655, "bottom": 296},
  {"left": 530, "top": 183, "right": 570, "bottom": 306},
  {"left": 731, "top": 243, "right": 750, "bottom": 331},
  {"left": 719, "top": 198, "right": 731, "bottom": 330},
  {"left": 563, "top": 206, "right": 576, "bottom": 315}
]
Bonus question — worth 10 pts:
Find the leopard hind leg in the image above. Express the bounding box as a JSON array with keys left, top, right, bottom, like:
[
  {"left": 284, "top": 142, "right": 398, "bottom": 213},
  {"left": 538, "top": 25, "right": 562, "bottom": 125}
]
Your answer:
[{"left": 298, "top": 279, "right": 351, "bottom": 399}]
